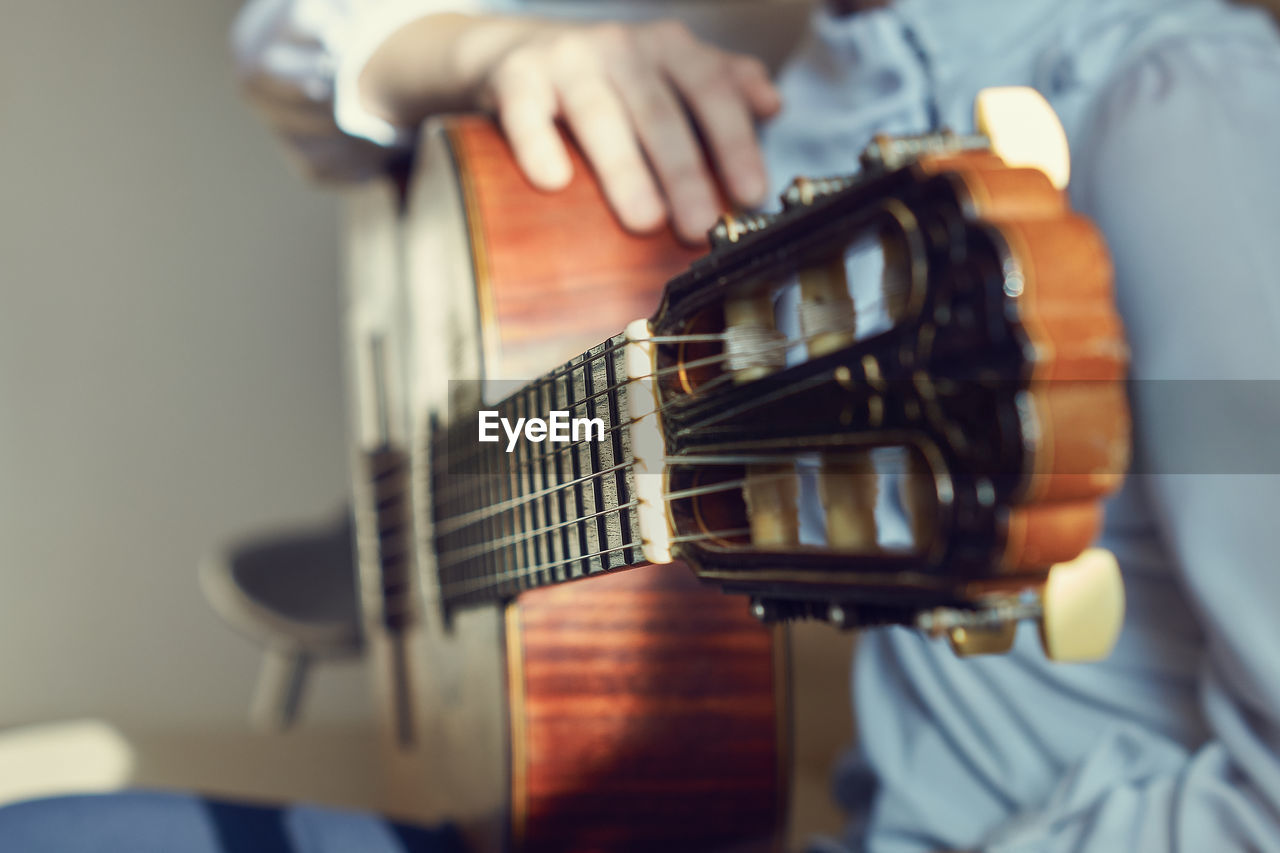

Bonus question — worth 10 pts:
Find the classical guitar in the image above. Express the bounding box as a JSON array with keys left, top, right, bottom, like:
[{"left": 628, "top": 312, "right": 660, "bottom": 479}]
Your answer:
[{"left": 342, "top": 87, "right": 1130, "bottom": 852}]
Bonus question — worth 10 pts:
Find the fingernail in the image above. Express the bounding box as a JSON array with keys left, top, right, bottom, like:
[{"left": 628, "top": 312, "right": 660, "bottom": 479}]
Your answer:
[
  {"left": 627, "top": 191, "right": 665, "bottom": 229},
  {"left": 735, "top": 170, "right": 767, "bottom": 206},
  {"left": 540, "top": 155, "right": 573, "bottom": 190},
  {"left": 680, "top": 199, "right": 719, "bottom": 241},
  {"left": 530, "top": 147, "right": 572, "bottom": 190}
]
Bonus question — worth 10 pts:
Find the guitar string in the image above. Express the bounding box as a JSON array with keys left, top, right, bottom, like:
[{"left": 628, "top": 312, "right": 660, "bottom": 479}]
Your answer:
[
  {"left": 439, "top": 513, "right": 641, "bottom": 595},
  {"left": 435, "top": 453, "right": 914, "bottom": 601},
  {"left": 434, "top": 320, "right": 851, "bottom": 479},
  {"left": 438, "top": 455, "right": 918, "bottom": 602},
  {"left": 402, "top": 453, "right": 907, "bottom": 526},
  {"left": 469, "top": 271, "right": 892, "bottom": 395},
  {"left": 438, "top": 525, "right": 764, "bottom": 601},
  {"left": 431, "top": 293, "right": 899, "bottom": 596},
  {"left": 438, "top": 278, "right": 901, "bottom": 474},
  {"left": 431, "top": 323, "right": 876, "bottom": 540},
  {"left": 439, "top": 349, "right": 634, "bottom": 579},
  {"left": 432, "top": 461, "right": 634, "bottom": 536},
  {"left": 466, "top": 290, "right": 889, "bottom": 435},
  {"left": 436, "top": 467, "right": 822, "bottom": 572},
  {"left": 671, "top": 527, "right": 752, "bottom": 543},
  {"left": 435, "top": 500, "right": 640, "bottom": 568},
  {"left": 438, "top": 539, "right": 643, "bottom": 598},
  {"left": 436, "top": 456, "right": 870, "bottom": 581},
  {"left": 430, "top": 418, "right": 638, "bottom": 503}
]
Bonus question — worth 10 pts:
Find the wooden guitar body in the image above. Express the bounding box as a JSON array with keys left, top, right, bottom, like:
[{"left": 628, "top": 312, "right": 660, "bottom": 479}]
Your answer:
[
  {"left": 345, "top": 118, "right": 788, "bottom": 853},
  {"left": 343, "top": 90, "right": 1128, "bottom": 852}
]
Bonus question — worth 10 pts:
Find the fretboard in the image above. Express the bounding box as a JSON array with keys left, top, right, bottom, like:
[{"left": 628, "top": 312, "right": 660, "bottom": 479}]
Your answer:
[{"left": 431, "top": 334, "right": 644, "bottom": 610}]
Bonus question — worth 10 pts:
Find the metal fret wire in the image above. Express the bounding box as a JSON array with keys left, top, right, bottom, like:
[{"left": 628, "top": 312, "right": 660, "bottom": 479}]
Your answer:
[
  {"left": 434, "top": 319, "right": 847, "bottom": 480},
  {"left": 440, "top": 386, "right": 640, "bottom": 596},
  {"left": 438, "top": 524, "right": 757, "bottom": 600},
  {"left": 439, "top": 539, "right": 644, "bottom": 598},
  {"left": 562, "top": 358, "right": 595, "bottom": 579},
  {"left": 430, "top": 318, "right": 860, "bottom": 532},
  {"left": 431, "top": 415, "right": 640, "bottom": 502},
  {"left": 583, "top": 343, "right": 616, "bottom": 581},
  {"left": 439, "top": 448, "right": 899, "bottom": 567},
  {"left": 433, "top": 298, "right": 886, "bottom": 602},
  {"left": 446, "top": 291, "right": 885, "bottom": 466},
  {"left": 433, "top": 453, "right": 632, "bottom": 535},
  {"left": 440, "top": 470, "right": 813, "bottom": 568}
]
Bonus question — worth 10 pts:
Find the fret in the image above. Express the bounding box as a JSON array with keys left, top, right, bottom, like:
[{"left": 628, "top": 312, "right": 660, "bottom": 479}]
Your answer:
[
  {"left": 369, "top": 445, "right": 411, "bottom": 630},
  {"left": 486, "top": 418, "right": 506, "bottom": 594},
  {"left": 562, "top": 365, "right": 591, "bottom": 580},
  {"left": 485, "top": 423, "right": 506, "bottom": 594},
  {"left": 583, "top": 344, "right": 616, "bottom": 573},
  {"left": 603, "top": 342, "right": 637, "bottom": 569},
  {"left": 431, "top": 428, "right": 457, "bottom": 595},
  {"left": 522, "top": 384, "right": 549, "bottom": 587},
  {"left": 568, "top": 352, "right": 602, "bottom": 577},
  {"left": 526, "top": 383, "right": 547, "bottom": 587},
  {"left": 509, "top": 391, "right": 531, "bottom": 589},
  {"left": 433, "top": 333, "right": 646, "bottom": 610},
  {"left": 469, "top": 425, "right": 490, "bottom": 596},
  {"left": 536, "top": 378, "right": 564, "bottom": 584}
]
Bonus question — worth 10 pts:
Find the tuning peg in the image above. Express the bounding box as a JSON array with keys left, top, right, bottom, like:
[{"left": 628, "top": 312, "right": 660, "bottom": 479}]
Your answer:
[
  {"left": 913, "top": 547, "right": 1124, "bottom": 662},
  {"left": 947, "top": 621, "right": 1018, "bottom": 657},
  {"left": 1037, "top": 547, "right": 1125, "bottom": 662},
  {"left": 708, "top": 211, "right": 776, "bottom": 249},
  {"left": 974, "top": 86, "right": 1071, "bottom": 190},
  {"left": 781, "top": 175, "right": 856, "bottom": 210}
]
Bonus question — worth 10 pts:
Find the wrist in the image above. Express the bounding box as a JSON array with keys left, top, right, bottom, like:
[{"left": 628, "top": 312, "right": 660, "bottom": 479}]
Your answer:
[{"left": 358, "top": 14, "right": 541, "bottom": 129}]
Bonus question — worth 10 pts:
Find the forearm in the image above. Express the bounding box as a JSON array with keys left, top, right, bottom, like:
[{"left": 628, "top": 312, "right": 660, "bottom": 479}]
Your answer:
[
  {"left": 232, "top": 0, "right": 495, "bottom": 181},
  {"left": 233, "top": 0, "right": 775, "bottom": 235},
  {"left": 356, "top": 13, "right": 541, "bottom": 131}
]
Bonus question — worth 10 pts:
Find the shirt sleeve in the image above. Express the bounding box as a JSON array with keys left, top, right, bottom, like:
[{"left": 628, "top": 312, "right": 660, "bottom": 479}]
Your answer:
[
  {"left": 982, "top": 31, "right": 1280, "bottom": 852},
  {"left": 230, "top": 0, "right": 491, "bottom": 181}
]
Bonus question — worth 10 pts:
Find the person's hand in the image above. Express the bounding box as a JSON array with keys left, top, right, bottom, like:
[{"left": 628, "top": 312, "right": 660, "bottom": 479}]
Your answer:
[
  {"left": 360, "top": 15, "right": 781, "bottom": 244},
  {"left": 474, "top": 19, "right": 780, "bottom": 243}
]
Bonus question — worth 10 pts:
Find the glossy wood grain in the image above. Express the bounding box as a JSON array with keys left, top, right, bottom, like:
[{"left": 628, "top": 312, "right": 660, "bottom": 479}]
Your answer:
[
  {"left": 451, "top": 118, "right": 705, "bottom": 378},
  {"left": 448, "top": 117, "right": 788, "bottom": 853},
  {"left": 511, "top": 566, "right": 784, "bottom": 853},
  {"left": 919, "top": 152, "right": 1129, "bottom": 571}
]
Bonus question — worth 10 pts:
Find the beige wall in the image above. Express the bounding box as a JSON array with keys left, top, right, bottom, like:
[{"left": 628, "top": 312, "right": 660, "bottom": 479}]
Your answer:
[
  {"left": 0, "top": 2, "right": 369, "bottom": 733},
  {"left": 0, "top": 0, "right": 818, "bottom": 741}
]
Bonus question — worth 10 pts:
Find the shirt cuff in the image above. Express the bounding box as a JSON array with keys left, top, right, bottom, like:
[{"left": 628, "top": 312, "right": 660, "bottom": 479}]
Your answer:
[{"left": 332, "top": 0, "right": 484, "bottom": 148}]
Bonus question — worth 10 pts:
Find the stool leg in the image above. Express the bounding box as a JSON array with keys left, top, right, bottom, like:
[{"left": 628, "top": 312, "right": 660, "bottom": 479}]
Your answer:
[{"left": 249, "top": 648, "right": 310, "bottom": 732}]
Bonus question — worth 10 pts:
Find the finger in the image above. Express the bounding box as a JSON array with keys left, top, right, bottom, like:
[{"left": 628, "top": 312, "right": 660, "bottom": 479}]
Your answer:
[
  {"left": 661, "top": 46, "right": 770, "bottom": 208},
  {"left": 728, "top": 54, "right": 782, "bottom": 119},
  {"left": 607, "top": 62, "right": 719, "bottom": 244},
  {"left": 491, "top": 55, "right": 572, "bottom": 191},
  {"left": 555, "top": 72, "right": 665, "bottom": 233}
]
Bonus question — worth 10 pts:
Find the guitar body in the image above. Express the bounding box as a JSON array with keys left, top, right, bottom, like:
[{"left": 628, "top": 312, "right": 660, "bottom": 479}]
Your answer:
[
  {"left": 345, "top": 118, "right": 788, "bottom": 853},
  {"left": 345, "top": 90, "right": 1128, "bottom": 852}
]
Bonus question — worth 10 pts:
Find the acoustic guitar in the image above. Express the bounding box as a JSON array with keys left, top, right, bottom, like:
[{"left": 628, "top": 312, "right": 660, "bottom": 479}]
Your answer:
[{"left": 341, "top": 87, "right": 1130, "bottom": 852}]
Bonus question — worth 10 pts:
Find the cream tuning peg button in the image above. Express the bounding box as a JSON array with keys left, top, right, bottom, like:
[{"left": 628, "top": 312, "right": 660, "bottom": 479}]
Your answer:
[
  {"left": 1038, "top": 547, "right": 1125, "bottom": 662},
  {"left": 974, "top": 86, "right": 1071, "bottom": 190}
]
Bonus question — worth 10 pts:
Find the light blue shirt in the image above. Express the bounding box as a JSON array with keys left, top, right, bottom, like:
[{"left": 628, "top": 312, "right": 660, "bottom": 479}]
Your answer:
[
  {"left": 763, "top": 2, "right": 1280, "bottom": 850},
  {"left": 233, "top": 0, "right": 1280, "bottom": 848}
]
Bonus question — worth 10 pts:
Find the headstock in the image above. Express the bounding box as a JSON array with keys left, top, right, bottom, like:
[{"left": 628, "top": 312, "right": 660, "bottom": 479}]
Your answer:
[{"left": 628, "top": 88, "right": 1130, "bottom": 661}]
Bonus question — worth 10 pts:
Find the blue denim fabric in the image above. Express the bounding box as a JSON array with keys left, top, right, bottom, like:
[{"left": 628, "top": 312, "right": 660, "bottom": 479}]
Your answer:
[{"left": 0, "top": 792, "right": 462, "bottom": 853}]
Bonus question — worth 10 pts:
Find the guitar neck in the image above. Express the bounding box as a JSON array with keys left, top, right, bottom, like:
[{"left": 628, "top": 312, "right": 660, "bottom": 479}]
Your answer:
[{"left": 431, "top": 333, "right": 647, "bottom": 610}]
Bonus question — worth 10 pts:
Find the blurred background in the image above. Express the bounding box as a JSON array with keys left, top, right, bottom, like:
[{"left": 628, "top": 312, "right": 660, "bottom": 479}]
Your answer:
[
  {"left": 4, "top": 0, "right": 1276, "bottom": 830},
  {"left": 0, "top": 1, "right": 378, "bottom": 808},
  {"left": 0, "top": 0, "right": 823, "bottom": 817}
]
